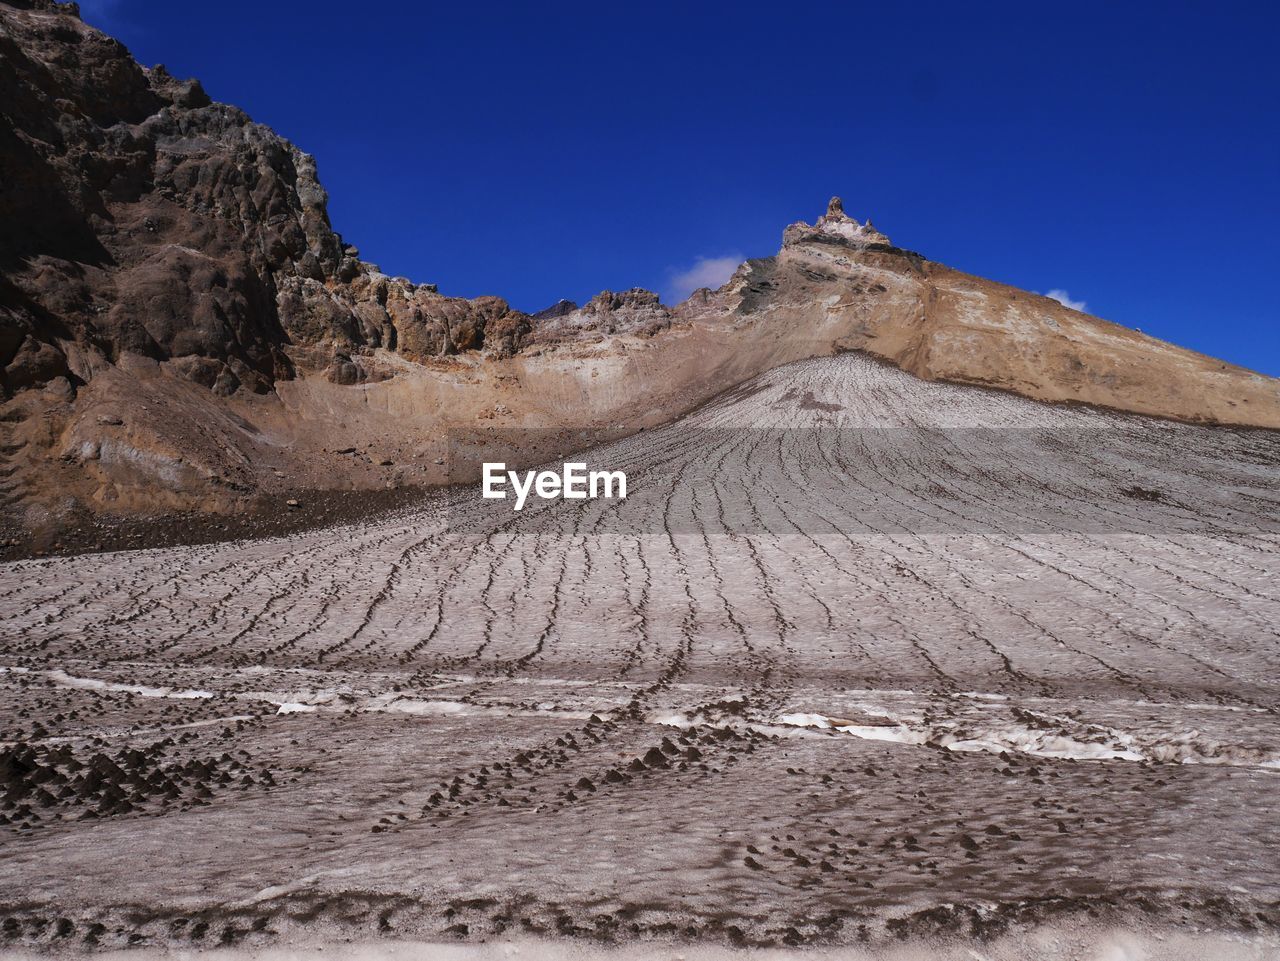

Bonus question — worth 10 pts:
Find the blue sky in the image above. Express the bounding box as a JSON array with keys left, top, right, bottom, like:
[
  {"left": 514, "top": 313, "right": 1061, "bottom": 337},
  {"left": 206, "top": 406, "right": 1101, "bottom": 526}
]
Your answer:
[{"left": 80, "top": 1, "right": 1279, "bottom": 375}]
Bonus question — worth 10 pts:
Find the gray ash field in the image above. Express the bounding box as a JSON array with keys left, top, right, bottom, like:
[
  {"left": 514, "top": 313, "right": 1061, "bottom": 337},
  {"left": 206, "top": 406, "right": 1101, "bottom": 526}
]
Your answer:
[{"left": 2, "top": 354, "right": 1279, "bottom": 956}]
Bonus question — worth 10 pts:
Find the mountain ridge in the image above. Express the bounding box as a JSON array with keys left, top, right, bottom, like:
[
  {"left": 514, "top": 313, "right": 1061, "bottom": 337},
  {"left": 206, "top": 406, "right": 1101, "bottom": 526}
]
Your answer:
[{"left": 2, "top": 0, "right": 1278, "bottom": 546}]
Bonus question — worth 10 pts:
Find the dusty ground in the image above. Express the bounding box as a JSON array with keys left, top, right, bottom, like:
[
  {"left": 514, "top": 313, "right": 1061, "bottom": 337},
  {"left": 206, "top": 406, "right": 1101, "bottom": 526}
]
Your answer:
[
  {"left": 1, "top": 355, "right": 1278, "bottom": 956},
  {"left": 2, "top": 927, "right": 1279, "bottom": 961},
  {"left": 0, "top": 482, "right": 438, "bottom": 562}
]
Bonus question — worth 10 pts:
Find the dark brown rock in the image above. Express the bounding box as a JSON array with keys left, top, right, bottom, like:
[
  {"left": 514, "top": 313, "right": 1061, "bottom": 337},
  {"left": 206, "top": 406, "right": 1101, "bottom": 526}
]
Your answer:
[{"left": 0, "top": 1, "right": 536, "bottom": 404}]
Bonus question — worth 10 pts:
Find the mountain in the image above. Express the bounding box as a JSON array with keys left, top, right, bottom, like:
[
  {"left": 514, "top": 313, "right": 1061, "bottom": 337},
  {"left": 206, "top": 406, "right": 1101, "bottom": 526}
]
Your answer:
[
  {"left": 0, "top": 350, "right": 1277, "bottom": 952},
  {"left": 2, "top": 4, "right": 1279, "bottom": 953},
  {"left": 2, "top": 0, "right": 1278, "bottom": 551}
]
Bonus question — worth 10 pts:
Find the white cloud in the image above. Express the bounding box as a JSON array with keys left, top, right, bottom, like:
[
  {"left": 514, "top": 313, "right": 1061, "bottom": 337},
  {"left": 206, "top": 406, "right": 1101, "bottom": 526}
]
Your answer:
[
  {"left": 666, "top": 254, "right": 743, "bottom": 304},
  {"left": 1042, "top": 288, "right": 1088, "bottom": 313}
]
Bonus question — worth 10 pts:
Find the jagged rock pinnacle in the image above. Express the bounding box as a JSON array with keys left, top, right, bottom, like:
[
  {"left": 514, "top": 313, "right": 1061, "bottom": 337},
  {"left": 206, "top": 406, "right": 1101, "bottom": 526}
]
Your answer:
[{"left": 783, "top": 196, "right": 892, "bottom": 249}]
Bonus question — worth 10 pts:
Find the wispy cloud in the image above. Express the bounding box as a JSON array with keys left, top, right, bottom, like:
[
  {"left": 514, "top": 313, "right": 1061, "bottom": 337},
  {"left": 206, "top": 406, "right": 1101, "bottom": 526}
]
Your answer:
[
  {"left": 666, "top": 254, "right": 742, "bottom": 304},
  {"left": 1041, "top": 288, "right": 1088, "bottom": 313}
]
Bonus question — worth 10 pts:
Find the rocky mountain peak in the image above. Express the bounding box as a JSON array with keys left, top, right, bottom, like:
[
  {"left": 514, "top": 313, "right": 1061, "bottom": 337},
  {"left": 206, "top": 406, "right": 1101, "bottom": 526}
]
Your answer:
[
  {"left": 531, "top": 299, "right": 578, "bottom": 321},
  {"left": 783, "top": 197, "right": 892, "bottom": 250},
  {"left": 585, "top": 288, "right": 663, "bottom": 313},
  {"left": 526, "top": 288, "right": 671, "bottom": 345}
]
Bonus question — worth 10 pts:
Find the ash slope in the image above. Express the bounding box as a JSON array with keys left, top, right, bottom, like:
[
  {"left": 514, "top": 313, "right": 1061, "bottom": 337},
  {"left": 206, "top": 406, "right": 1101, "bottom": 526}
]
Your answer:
[
  {"left": 3, "top": 1, "right": 1279, "bottom": 543},
  {"left": 1, "top": 354, "right": 1278, "bottom": 953}
]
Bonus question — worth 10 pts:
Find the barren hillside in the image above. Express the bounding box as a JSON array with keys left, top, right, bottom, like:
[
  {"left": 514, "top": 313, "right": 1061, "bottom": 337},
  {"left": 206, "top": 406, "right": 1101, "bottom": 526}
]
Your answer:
[
  {"left": 2, "top": 0, "right": 1278, "bottom": 556},
  {"left": 1, "top": 354, "right": 1277, "bottom": 954},
  {"left": 3, "top": 0, "right": 1279, "bottom": 958}
]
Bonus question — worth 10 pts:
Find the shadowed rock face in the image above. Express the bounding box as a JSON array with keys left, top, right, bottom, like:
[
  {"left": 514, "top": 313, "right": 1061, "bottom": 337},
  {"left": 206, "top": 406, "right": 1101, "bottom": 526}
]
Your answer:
[
  {"left": 1, "top": 0, "right": 1278, "bottom": 537},
  {"left": 2, "top": 2, "right": 306, "bottom": 395},
  {"left": 0, "top": 0, "right": 533, "bottom": 402}
]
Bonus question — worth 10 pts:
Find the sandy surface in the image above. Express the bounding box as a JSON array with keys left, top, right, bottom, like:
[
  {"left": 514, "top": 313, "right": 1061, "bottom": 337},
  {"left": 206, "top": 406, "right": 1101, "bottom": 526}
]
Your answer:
[{"left": 1, "top": 355, "right": 1278, "bottom": 955}]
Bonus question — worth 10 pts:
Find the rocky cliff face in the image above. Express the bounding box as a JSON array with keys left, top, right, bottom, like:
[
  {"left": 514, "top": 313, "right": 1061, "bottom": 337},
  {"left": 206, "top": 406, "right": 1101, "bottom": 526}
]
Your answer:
[
  {"left": 528, "top": 289, "right": 673, "bottom": 345},
  {"left": 715, "top": 196, "right": 1280, "bottom": 425},
  {"left": 0, "top": 0, "right": 535, "bottom": 403},
  {"left": 2, "top": 0, "right": 1278, "bottom": 547}
]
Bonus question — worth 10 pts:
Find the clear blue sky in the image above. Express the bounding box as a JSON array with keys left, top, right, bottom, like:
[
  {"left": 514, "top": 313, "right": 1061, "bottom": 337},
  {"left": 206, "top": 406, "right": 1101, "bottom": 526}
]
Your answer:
[{"left": 81, "top": 1, "right": 1279, "bottom": 375}]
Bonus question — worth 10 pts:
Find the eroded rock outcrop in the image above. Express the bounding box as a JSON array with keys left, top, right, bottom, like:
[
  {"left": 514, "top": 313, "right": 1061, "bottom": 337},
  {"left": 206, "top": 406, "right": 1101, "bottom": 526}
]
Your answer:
[
  {"left": 0, "top": 0, "right": 535, "bottom": 405},
  {"left": 529, "top": 288, "right": 672, "bottom": 345},
  {"left": 715, "top": 197, "right": 1280, "bottom": 425}
]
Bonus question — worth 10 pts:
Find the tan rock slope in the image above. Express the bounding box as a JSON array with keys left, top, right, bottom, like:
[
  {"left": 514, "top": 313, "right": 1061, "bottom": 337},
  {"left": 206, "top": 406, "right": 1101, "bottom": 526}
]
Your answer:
[
  {"left": 752, "top": 196, "right": 1278, "bottom": 425},
  {"left": 1, "top": 0, "right": 1277, "bottom": 544}
]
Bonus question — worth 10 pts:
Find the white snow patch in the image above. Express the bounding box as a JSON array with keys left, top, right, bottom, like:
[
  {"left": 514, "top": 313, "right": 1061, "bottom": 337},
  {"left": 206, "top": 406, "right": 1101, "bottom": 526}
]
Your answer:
[
  {"left": 778, "top": 712, "right": 830, "bottom": 729},
  {"left": 382, "top": 699, "right": 468, "bottom": 716},
  {"left": 373, "top": 696, "right": 597, "bottom": 722},
  {"left": 835, "top": 724, "right": 926, "bottom": 745},
  {"left": 776, "top": 709, "right": 1277, "bottom": 768},
  {"left": 648, "top": 712, "right": 695, "bottom": 728},
  {"left": 778, "top": 713, "right": 925, "bottom": 745},
  {"left": 42, "top": 669, "right": 213, "bottom": 700},
  {"left": 945, "top": 733, "right": 1144, "bottom": 762}
]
